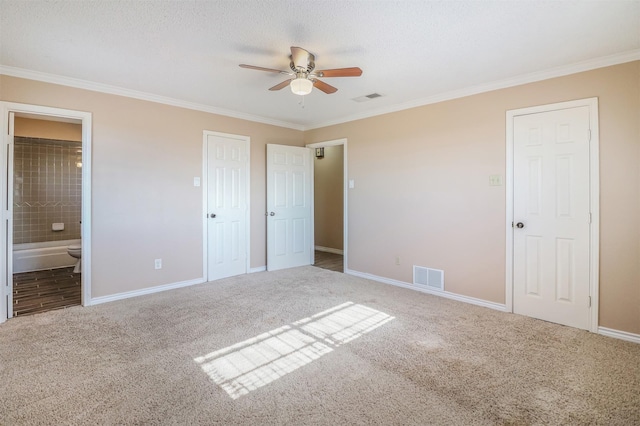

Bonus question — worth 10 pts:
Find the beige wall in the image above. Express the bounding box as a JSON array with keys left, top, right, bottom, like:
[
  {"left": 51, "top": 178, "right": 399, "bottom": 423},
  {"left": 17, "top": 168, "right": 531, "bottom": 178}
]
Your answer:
[
  {"left": 15, "top": 117, "right": 82, "bottom": 141},
  {"left": 1, "top": 75, "right": 304, "bottom": 298},
  {"left": 2, "top": 61, "right": 638, "bottom": 334},
  {"left": 314, "top": 145, "right": 343, "bottom": 250},
  {"left": 305, "top": 61, "right": 640, "bottom": 334}
]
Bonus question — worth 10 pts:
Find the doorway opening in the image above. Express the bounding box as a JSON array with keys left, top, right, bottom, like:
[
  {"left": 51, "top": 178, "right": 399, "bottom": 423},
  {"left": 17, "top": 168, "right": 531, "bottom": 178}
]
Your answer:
[
  {"left": 1, "top": 103, "right": 92, "bottom": 323},
  {"left": 307, "top": 139, "right": 347, "bottom": 273},
  {"left": 13, "top": 121, "right": 82, "bottom": 315}
]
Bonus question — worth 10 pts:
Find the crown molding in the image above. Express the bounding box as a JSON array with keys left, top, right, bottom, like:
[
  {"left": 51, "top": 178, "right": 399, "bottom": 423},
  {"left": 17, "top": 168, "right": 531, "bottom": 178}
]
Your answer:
[
  {"left": 3, "top": 49, "right": 639, "bottom": 132},
  {"left": 0, "top": 65, "right": 305, "bottom": 131},
  {"left": 305, "top": 49, "right": 640, "bottom": 130}
]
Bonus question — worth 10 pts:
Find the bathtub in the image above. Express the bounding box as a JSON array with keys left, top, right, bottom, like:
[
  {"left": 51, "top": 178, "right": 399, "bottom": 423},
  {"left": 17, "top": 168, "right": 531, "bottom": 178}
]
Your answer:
[{"left": 13, "top": 239, "right": 80, "bottom": 273}]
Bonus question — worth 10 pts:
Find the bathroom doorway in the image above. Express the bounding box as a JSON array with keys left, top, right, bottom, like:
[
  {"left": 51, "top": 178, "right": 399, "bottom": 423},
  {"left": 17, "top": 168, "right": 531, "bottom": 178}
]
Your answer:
[
  {"left": 0, "top": 103, "right": 92, "bottom": 323},
  {"left": 307, "top": 139, "right": 347, "bottom": 273}
]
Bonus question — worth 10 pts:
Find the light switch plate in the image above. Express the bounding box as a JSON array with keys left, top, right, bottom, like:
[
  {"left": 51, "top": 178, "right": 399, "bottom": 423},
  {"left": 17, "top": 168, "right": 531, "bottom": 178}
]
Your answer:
[
  {"left": 349, "top": 179, "right": 355, "bottom": 189},
  {"left": 489, "top": 175, "right": 503, "bottom": 186},
  {"left": 194, "top": 177, "right": 201, "bottom": 187}
]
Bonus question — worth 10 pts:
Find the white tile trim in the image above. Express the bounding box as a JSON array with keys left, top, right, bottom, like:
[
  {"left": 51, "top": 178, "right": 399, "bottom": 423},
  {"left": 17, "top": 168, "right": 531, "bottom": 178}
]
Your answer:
[
  {"left": 345, "top": 269, "right": 508, "bottom": 312},
  {"left": 598, "top": 327, "right": 640, "bottom": 344},
  {"left": 90, "top": 277, "right": 205, "bottom": 306}
]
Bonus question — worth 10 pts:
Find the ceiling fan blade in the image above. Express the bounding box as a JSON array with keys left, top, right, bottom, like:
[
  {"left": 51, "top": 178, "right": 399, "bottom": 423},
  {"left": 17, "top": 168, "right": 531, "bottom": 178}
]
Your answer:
[
  {"left": 314, "top": 67, "right": 363, "bottom": 77},
  {"left": 269, "top": 79, "right": 293, "bottom": 91},
  {"left": 312, "top": 79, "right": 338, "bottom": 94},
  {"left": 239, "top": 64, "right": 291, "bottom": 75}
]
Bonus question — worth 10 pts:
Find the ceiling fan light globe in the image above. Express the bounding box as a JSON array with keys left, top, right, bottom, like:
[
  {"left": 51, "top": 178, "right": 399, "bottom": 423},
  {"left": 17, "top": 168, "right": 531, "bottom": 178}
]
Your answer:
[{"left": 290, "top": 78, "right": 313, "bottom": 95}]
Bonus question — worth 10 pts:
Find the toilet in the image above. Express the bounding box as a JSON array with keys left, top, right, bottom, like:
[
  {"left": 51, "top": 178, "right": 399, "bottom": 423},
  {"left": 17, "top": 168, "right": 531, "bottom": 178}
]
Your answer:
[{"left": 67, "top": 244, "right": 81, "bottom": 273}]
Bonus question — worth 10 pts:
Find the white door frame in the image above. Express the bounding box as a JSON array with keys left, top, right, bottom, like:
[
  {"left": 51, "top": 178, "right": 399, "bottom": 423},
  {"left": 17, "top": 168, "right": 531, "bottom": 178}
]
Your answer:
[
  {"left": 201, "top": 130, "right": 251, "bottom": 281},
  {"left": 0, "top": 102, "right": 93, "bottom": 323},
  {"left": 505, "top": 97, "right": 599, "bottom": 332},
  {"left": 306, "top": 138, "right": 348, "bottom": 272}
]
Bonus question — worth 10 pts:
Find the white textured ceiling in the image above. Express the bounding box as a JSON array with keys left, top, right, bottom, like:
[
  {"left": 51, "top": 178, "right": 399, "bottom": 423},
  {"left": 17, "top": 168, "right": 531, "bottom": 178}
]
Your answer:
[{"left": 1, "top": 1, "right": 639, "bottom": 129}]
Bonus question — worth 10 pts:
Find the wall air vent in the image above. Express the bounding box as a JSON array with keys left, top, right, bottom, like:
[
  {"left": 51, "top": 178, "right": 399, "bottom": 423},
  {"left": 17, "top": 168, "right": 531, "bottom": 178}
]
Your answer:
[
  {"left": 413, "top": 266, "right": 444, "bottom": 291},
  {"left": 352, "top": 93, "right": 384, "bottom": 102}
]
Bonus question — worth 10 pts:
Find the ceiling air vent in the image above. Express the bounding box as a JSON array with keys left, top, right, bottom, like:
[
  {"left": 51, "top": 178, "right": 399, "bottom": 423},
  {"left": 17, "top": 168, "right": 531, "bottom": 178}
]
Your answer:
[{"left": 352, "top": 93, "right": 383, "bottom": 102}]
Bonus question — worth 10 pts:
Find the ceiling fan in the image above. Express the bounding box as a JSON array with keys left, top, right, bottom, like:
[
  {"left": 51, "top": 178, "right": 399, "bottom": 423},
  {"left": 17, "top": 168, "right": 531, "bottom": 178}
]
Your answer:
[{"left": 239, "top": 46, "right": 362, "bottom": 96}]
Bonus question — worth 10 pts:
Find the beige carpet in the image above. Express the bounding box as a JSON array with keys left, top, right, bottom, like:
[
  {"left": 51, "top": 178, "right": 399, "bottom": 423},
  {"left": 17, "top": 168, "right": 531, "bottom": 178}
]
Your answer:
[{"left": 1, "top": 266, "right": 638, "bottom": 425}]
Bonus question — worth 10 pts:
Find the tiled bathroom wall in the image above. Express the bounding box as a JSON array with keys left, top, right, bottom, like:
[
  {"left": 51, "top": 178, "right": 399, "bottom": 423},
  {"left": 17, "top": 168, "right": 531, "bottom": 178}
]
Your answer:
[{"left": 13, "top": 137, "right": 82, "bottom": 244}]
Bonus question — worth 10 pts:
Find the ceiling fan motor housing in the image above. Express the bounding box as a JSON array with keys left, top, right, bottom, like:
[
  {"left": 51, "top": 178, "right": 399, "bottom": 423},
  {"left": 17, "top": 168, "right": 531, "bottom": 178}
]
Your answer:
[{"left": 290, "top": 52, "right": 315, "bottom": 74}]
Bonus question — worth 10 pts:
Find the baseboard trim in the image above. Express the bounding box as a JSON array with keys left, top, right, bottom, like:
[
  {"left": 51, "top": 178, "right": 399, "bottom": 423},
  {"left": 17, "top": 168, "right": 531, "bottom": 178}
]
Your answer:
[
  {"left": 314, "top": 246, "right": 344, "bottom": 255},
  {"left": 598, "top": 327, "right": 640, "bottom": 344},
  {"left": 345, "top": 269, "right": 508, "bottom": 312},
  {"left": 249, "top": 266, "right": 267, "bottom": 273},
  {"left": 90, "top": 277, "right": 205, "bottom": 306}
]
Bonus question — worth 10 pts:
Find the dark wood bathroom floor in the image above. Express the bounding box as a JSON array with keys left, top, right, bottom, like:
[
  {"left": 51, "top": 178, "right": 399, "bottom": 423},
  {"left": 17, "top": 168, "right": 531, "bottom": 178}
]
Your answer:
[
  {"left": 313, "top": 250, "right": 344, "bottom": 273},
  {"left": 13, "top": 267, "right": 81, "bottom": 317}
]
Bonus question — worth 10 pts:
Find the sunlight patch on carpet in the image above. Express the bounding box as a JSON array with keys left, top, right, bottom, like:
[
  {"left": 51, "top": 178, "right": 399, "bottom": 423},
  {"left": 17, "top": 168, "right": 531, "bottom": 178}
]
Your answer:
[{"left": 194, "top": 302, "right": 394, "bottom": 399}]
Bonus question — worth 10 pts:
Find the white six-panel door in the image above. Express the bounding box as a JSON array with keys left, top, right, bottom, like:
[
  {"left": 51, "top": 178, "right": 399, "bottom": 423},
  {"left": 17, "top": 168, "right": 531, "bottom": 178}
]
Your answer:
[
  {"left": 266, "top": 144, "right": 312, "bottom": 271},
  {"left": 513, "top": 106, "right": 591, "bottom": 330},
  {"left": 206, "top": 132, "right": 249, "bottom": 281}
]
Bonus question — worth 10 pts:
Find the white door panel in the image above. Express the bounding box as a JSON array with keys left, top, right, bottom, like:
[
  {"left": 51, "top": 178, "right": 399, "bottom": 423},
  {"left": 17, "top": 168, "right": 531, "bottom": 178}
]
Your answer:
[
  {"left": 266, "top": 144, "right": 312, "bottom": 271},
  {"left": 206, "top": 133, "right": 248, "bottom": 281},
  {"left": 513, "top": 106, "right": 591, "bottom": 329}
]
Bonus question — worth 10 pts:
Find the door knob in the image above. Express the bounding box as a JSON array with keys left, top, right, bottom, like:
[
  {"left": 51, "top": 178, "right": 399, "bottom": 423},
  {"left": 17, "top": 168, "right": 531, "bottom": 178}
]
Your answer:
[
  {"left": 210, "top": 213, "right": 216, "bottom": 218},
  {"left": 516, "top": 222, "right": 524, "bottom": 228},
  {"left": 269, "top": 212, "right": 275, "bottom": 216}
]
